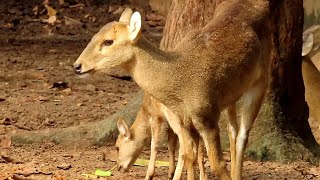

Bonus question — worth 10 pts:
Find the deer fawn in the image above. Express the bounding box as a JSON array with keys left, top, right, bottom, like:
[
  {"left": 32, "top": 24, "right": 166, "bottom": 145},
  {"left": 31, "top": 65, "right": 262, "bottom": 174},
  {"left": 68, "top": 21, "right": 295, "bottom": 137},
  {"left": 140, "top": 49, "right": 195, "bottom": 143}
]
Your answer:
[
  {"left": 116, "top": 93, "right": 207, "bottom": 180},
  {"left": 302, "top": 30, "right": 320, "bottom": 144},
  {"left": 74, "top": 0, "right": 271, "bottom": 179}
]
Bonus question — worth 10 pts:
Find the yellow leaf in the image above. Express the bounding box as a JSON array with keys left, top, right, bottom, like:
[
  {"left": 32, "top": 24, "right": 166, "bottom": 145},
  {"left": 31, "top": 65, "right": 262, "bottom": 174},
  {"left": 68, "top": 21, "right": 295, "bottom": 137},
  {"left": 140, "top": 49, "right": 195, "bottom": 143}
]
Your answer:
[
  {"left": 44, "top": 4, "right": 57, "bottom": 17},
  {"left": 59, "top": 0, "right": 64, "bottom": 5},
  {"left": 81, "top": 173, "right": 98, "bottom": 178},
  {"left": 133, "top": 158, "right": 169, "bottom": 167}
]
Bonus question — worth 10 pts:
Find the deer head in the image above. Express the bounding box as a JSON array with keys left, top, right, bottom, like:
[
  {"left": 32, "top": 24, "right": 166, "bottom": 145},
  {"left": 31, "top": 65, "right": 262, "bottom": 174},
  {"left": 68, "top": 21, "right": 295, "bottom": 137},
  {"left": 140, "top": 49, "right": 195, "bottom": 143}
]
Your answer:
[
  {"left": 115, "top": 118, "right": 145, "bottom": 172},
  {"left": 73, "top": 8, "right": 142, "bottom": 74}
]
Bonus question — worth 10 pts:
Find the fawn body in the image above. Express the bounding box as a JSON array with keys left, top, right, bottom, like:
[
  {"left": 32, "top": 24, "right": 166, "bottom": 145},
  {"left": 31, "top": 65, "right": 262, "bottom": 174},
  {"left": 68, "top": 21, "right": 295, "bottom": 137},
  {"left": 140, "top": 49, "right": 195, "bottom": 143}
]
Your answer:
[
  {"left": 116, "top": 93, "right": 207, "bottom": 180},
  {"left": 74, "top": 1, "right": 271, "bottom": 179}
]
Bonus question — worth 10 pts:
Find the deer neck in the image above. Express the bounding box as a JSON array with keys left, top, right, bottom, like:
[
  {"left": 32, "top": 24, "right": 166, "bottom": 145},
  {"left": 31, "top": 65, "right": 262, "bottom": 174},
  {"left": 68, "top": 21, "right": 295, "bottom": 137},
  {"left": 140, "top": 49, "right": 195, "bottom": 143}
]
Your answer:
[
  {"left": 126, "top": 37, "right": 180, "bottom": 102},
  {"left": 130, "top": 115, "right": 152, "bottom": 146}
]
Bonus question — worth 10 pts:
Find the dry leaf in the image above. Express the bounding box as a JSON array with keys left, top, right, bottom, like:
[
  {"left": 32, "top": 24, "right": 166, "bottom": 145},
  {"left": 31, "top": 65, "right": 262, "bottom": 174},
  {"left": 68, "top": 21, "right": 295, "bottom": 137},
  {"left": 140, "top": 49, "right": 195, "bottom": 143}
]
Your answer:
[
  {"left": 59, "top": 0, "right": 64, "bottom": 5},
  {"left": 44, "top": 4, "right": 57, "bottom": 17},
  {"left": 32, "top": 5, "right": 39, "bottom": 16},
  {"left": 0, "top": 135, "right": 11, "bottom": 148},
  {"left": 47, "top": 15, "right": 57, "bottom": 25},
  {"left": 64, "top": 16, "right": 82, "bottom": 26}
]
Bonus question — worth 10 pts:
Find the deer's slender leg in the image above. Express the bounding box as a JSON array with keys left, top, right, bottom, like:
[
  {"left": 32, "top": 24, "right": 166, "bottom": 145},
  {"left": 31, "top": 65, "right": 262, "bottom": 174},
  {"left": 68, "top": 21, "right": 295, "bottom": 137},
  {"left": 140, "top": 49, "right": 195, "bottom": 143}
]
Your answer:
[
  {"left": 164, "top": 109, "right": 184, "bottom": 180},
  {"left": 192, "top": 113, "right": 231, "bottom": 180},
  {"left": 235, "top": 81, "right": 267, "bottom": 180},
  {"left": 227, "top": 104, "right": 238, "bottom": 180},
  {"left": 181, "top": 127, "right": 197, "bottom": 180},
  {"left": 168, "top": 128, "right": 178, "bottom": 179},
  {"left": 146, "top": 117, "right": 162, "bottom": 180}
]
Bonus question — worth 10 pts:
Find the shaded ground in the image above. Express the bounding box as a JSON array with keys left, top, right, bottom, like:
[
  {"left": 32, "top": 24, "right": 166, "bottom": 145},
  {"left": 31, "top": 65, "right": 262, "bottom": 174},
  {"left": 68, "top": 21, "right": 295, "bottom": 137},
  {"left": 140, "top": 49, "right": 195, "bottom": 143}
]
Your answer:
[{"left": 0, "top": 0, "right": 319, "bottom": 179}]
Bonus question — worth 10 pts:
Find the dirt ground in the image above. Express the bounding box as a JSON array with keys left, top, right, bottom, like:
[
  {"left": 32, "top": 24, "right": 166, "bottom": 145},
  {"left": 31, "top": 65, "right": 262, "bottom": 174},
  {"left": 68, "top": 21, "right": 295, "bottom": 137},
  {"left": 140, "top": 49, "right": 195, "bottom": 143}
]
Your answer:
[{"left": 0, "top": 1, "right": 319, "bottom": 179}]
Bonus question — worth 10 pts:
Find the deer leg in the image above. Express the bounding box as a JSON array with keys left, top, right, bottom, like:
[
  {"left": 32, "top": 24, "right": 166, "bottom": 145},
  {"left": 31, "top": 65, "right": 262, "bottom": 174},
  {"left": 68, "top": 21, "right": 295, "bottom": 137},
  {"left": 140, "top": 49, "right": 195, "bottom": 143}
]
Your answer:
[
  {"left": 235, "top": 81, "right": 267, "bottom": 180},
  {"left": 145, "top": 117, "right": 162, "bottom": 180},
  {"left": 168, "top": 128, "right": 178, "bottom": 179},
  {"left": 197, "top": 138, "right": 207, "bottom": 180},
  {"left": 192, "top": 114, "right": 231, "bottom": 180},
  {"left": 181, "top": 127, "right": 198, "bottom": 180},
  {"left": 227, "top": 104, "right": 238, "bottom": 180},
  {"left": 164, "top": 110, "right": 184, "bottom": 180}
]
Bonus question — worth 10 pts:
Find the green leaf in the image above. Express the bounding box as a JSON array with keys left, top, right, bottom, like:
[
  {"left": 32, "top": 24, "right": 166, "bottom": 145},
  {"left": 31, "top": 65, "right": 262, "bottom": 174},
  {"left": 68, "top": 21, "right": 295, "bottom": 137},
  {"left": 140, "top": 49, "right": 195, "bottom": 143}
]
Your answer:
[{"left": 94, "top": 168, "right": 112, "bottom": 177}]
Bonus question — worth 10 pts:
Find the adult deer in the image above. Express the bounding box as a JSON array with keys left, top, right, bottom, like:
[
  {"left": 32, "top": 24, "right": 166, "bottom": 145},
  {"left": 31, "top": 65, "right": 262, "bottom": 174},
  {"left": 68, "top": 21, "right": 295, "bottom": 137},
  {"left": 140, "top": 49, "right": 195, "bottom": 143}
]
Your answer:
[
  {"left": 302, "top": 29, "right": 320, "bottom": 144},
  {"left": 74, "top": 0, "right": 271, "bottom": 179},
  {"left": 116, "top": 93, "right": 207, "bottom": 180}
]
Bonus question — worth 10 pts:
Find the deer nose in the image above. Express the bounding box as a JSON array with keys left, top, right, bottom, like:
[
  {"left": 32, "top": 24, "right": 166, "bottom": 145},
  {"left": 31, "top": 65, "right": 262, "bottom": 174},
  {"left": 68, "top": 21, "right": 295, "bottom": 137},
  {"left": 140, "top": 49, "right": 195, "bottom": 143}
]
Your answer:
[{"left": 73, "top": 64, "right": 82, "bottom": 74}]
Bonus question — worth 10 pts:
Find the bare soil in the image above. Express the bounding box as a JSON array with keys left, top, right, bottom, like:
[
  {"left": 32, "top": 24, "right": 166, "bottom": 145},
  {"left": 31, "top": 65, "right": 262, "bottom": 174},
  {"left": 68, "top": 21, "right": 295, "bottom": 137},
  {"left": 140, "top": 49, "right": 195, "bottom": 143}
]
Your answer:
[{"left": 0, "top": 1, "right": 319, "bottom": 179}]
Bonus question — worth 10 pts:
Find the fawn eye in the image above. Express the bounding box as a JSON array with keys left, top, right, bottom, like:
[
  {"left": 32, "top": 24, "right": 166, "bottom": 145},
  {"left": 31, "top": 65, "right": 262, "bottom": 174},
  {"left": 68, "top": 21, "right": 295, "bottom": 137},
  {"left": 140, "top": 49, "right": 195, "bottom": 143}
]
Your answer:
[
  {"left": 102, "top": 40, "right": 114, "bottom": 46},
  {"left": 116, "top": 146, "right": 119, "bottom": 152}
]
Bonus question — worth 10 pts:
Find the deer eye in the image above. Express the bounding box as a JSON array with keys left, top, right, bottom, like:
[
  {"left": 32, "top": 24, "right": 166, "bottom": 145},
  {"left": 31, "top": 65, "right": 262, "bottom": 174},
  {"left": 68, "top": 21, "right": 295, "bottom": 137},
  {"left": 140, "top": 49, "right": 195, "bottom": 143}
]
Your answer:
[
  {"left": 116, "top": 146, "right": 119, "bottom": 152},
  {"left": 102, "top": 40, "right": 114, "bottom": 47}
]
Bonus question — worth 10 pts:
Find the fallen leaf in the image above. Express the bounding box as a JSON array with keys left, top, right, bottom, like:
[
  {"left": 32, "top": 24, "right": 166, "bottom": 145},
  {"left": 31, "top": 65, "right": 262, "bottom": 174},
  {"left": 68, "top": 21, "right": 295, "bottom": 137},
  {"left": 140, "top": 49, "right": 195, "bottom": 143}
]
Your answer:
[
  {"left": 94, "top": 166, "right": 117, "bottom": 177},
  {"left": 47, "top": 15, "right": 57, "bottom": 25},
  {"left": 133, "top": 158, "right": 169, "bottom": 167},
  {"left": 59, "top": 0, "right": 64, "bottom": 5},
  {"left": 81, "top": 173, "right": 98, "bottom": 178},
  {"left": 0, "top": 135, "right": 11, "bottom": 148},
  {"left": 69, "top": 3, "right": 85, "bottom": 8},
  {"left": 112, "top": 7, "right": 124, "bottom": 15},
  {"left": 62, "top": 88, "right": 72, "bottom": 95},
  {"left": 44, "top": 4, "right": 57, "bottom": 17},
  {"left": 32, "top": 6, "right": 39, "bottom": 16},
  {"left": 64, "top": 16, "right": 82, "bottom": 26}
]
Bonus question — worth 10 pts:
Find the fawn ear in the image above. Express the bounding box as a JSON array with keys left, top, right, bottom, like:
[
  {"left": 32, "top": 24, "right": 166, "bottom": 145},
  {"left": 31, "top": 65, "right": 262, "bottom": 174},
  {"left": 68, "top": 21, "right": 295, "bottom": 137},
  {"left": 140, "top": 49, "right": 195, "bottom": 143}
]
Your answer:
[
  {"left": 119, "top": 8, "right": 133, "bottom": 23},
  {"left": 128, "top": 12, "right": 142, "bottom": 41},
  {"left": 117, "top": 118, "right": 131, "bottom": 139},
  {"left": 302, "top": 33, "right": 314, "bottom": 56}
]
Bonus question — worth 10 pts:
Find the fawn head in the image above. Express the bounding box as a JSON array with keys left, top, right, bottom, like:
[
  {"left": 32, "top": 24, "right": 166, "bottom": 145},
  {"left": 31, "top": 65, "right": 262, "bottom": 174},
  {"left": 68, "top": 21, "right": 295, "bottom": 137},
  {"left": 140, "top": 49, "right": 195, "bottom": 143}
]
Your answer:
[
  {"left": 115, "top": 118, "right": 144, "bottom": 172},
  {"left": 73, "top": 8, "right": 142, "bottom": 74}
]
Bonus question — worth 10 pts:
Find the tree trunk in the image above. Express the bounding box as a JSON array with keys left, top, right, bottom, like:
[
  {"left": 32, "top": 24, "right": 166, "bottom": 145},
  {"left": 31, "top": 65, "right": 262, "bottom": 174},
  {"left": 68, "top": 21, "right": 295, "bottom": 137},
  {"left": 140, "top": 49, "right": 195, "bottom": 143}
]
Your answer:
[{"left": 246, "top": 0, "right": 319, "bottom": 163}]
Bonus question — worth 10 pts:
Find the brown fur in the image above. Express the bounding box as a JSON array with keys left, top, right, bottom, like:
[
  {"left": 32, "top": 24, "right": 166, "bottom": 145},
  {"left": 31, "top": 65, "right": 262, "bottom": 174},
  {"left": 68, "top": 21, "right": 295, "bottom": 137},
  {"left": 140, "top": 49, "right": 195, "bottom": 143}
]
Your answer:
[
  {"left": 116, "top": 94, "right": 207, "bottom": 180},
  {"left": 302, "top": 56, "right": 320, "bottom": 144},
  {"left": 74, "top": 1, "right": 271, "bottom": 179}
]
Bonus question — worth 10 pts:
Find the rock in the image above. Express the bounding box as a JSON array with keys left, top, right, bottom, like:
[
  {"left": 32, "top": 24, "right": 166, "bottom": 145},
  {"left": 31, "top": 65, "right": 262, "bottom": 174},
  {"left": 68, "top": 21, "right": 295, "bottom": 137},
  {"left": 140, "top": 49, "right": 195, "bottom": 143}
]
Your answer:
[{"left": 57, "top": 163, "right": 72, "bottom": 170}]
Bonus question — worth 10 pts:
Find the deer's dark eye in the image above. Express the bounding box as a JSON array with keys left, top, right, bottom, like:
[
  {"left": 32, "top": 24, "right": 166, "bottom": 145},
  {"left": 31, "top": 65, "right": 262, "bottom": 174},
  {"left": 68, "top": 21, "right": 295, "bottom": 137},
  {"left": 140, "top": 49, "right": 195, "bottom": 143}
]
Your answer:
[
  {"left": 116, "top": 146, "right": 119, "bottom": 152},
  {"left": 102, "top": 40, "right": 114, "bottom": 46}
]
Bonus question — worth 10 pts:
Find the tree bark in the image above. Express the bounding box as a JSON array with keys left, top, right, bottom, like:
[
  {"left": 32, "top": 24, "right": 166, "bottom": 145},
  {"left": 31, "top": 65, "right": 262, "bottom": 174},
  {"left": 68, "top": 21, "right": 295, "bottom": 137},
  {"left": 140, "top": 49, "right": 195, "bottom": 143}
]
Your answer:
[{"left": 245, "top": 0, "right": 319, "bottom": 163}]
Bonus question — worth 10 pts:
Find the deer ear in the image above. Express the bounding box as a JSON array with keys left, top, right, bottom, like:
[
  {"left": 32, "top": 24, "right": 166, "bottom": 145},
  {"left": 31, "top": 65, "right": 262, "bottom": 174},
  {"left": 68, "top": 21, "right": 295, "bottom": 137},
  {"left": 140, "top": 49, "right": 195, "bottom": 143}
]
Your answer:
[
  {"left": 119, "top": 8, "right": 133, "bottom": 23},
  {"left": 302, "top": 33, "right": 314, "bottom": 56},
  {"left": 128, "top": 12, "right": 142, "bottom": 41},
  {"left": 117, "top": 118, "right": 131, "bottom": 139}
]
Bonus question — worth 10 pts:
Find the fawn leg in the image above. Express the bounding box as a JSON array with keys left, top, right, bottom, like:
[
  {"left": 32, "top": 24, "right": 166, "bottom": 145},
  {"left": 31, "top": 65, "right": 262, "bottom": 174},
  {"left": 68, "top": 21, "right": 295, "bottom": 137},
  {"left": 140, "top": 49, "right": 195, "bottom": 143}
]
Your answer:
[
  {"left": 168, "top": 128, "right": 178, "bottom": 179},
  {"left": 145, "top": 117, "right": 162, "bottom": 180}
]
